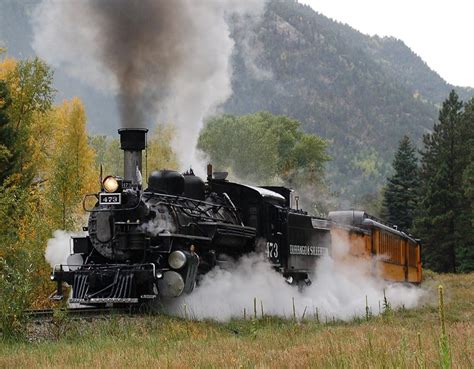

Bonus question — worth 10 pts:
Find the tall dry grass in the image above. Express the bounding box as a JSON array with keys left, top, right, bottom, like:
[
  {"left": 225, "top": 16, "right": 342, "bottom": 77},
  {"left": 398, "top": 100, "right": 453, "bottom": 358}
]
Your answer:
[{"left": 0, "top": 273, "right": 472, "bottom": 369}]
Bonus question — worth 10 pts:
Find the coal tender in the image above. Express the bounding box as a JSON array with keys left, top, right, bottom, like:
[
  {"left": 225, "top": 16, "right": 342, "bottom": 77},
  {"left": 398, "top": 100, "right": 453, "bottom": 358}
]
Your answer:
[{"left": 50, "top": 129, "right": 331, "bottom": 306}]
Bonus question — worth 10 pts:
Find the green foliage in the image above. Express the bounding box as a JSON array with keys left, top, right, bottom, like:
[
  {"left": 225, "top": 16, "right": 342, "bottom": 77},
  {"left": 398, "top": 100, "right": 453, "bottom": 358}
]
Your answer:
[
  {"left": 458, "top": 99, "right": 474, "bottom": 272},
  {"left": 51, "top": 308, "right": 70, "bottom": 340},
  {"left": 199, "top": 113, "right": 277, "bottom": 183},
  {"left": 382, "top": 136, "right": 419, "bottom": 232},
  {"left": 0, "top": 181, "right": 36, "bottom": 340},
  {"left": 354, "top": 191, "right": 384, "bottom": 218},
  {"left": 0, "top": 80, "right": 15, "bottom": 185},
  {"left": 198, "top": 112, "right": 330, "bottom": 213},
  {"left": 146, "top": 124, "right": 179, "bottom": 175},
  {"left": 415, "top": 91, "right": 474, "bottom": 273},
  {"left": 89, "top": 135, "right": 124, "bottom": 177},
  {"left": 0, "top": 57, "right": 54, "bottom": 188},
  {"left": 0, "top": 257, "right": 33, "bottom": 340},
  {"left": 381, "top": 289, "right": 393, "bottom": 321},
  {"left": 365, "top": 295, "right": 371, "bottom": 321},
  {"left": 7, "top": 58, "right": 54, "bottom": 122},
  {"left": 0, "top": 183, "right": 20, "bottom": 256},
  {"left": 46, "top": 98, "right": 96, "bottom": 230},
  {"left": 198, "top": 112, "right": 329, "bottom": 185},
  {"left": 89, "top": 124, "right": 178, "bottom": 187},
  {"left": 0, "top": 179, "right": 31, "bottom": 256},
  {"left": 437, "top": 285, "right": 451, "bottom": 368}
]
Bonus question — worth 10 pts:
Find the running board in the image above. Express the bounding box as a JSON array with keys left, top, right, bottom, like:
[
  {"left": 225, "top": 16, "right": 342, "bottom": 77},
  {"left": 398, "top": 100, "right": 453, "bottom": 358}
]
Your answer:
[{"left": 70, "top": 298, "right": 140, "bottom": 304}]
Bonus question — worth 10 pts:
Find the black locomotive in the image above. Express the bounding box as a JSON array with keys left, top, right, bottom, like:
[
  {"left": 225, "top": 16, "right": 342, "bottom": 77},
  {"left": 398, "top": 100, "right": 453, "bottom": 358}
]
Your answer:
[{"left": 51, "top": 128, "right": 331, "bottom": 305}]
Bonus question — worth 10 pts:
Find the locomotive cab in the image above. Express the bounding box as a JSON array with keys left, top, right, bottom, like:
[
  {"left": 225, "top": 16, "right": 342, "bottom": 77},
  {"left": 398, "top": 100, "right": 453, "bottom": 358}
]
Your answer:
[{"left": 207, "top": 176, "right": 331, "bottom": 284}]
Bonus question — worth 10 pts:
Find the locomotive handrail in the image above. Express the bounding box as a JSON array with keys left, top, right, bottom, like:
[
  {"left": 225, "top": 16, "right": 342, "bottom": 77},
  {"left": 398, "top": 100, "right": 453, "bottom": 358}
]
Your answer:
[
  {"left": 147, "top": 192, "right": 238, "bottom": 225},
  {"left": 223, "top": 192, "right": 244, "bottom": 226},
  {"left": 167, "top": 202, "right": 233, "bottom": 223},
  {"left": 142, "top": 191, "right": 237, "bottom": 211},
  {"left": 83, "top": 190, "right": 240, "bottom": 220}
]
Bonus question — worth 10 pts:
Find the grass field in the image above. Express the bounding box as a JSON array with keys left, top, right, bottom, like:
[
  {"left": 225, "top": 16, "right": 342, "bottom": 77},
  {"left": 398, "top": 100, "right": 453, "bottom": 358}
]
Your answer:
[{"left": 0, "top": 273, "right": 473, "bottom": 369}]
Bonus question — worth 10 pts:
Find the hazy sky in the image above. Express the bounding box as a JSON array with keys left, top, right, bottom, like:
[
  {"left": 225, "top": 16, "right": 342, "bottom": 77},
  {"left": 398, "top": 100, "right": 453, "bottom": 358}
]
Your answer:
[{"left": 301, "top": 0, "right": 474, "bottom": 87}]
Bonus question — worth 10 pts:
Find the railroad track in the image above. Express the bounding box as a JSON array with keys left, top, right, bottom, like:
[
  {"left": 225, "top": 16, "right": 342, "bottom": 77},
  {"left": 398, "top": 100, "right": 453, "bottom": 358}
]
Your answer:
[{"left": 25, "top": 306, "right": 141, "bottom": 320}]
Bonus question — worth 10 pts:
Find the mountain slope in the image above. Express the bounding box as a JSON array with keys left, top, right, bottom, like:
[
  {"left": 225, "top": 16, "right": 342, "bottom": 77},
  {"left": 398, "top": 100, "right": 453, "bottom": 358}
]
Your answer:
[{"left": 224, "top": 0, "right": 473, "bottom": 204}]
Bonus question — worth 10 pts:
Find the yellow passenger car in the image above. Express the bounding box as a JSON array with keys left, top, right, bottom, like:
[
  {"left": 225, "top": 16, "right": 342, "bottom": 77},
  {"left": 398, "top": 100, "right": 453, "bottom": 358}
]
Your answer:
[{"left": 328, "top": 211, "right": 422, "bottom": 283}]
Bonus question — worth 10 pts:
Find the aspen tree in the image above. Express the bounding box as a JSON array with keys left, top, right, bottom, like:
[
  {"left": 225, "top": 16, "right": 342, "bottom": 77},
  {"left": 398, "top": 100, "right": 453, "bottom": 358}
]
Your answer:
[{"left": 46, "top": 98, "right": 96, "bottom": 230}]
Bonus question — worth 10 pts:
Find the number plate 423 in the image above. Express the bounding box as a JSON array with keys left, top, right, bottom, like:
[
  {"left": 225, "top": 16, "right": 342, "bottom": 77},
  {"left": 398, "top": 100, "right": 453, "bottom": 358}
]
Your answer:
[{"left": 99, "top": 193, "right": 121, "bottom": 205}]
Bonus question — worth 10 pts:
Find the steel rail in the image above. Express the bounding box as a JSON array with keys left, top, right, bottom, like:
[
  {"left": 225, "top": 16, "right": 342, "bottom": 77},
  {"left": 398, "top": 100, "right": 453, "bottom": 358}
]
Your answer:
[{"left": 25, "top": 306, "right": 140, "bottom": 320}]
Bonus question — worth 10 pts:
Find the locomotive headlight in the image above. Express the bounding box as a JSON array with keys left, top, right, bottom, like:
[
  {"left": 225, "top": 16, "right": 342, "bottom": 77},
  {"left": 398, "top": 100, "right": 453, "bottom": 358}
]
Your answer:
[
  {"left": 103, "top": 176, "right": 119, "bottom": 193},
  {"left": 168, "top": 250, "right": 187, "bottom": 269}
]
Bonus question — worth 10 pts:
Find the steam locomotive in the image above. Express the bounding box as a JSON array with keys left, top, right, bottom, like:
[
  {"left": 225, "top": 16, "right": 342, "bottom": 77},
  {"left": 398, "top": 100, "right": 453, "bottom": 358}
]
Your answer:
[{"left": 50, "top": 128, "right": 332, "bottom": 305}]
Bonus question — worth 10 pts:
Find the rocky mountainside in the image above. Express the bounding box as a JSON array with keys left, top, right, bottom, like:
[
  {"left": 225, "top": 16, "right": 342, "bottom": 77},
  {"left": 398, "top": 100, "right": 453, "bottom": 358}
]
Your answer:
[{"left": 225, "top": 0, "right": 473, "bottom": 204}]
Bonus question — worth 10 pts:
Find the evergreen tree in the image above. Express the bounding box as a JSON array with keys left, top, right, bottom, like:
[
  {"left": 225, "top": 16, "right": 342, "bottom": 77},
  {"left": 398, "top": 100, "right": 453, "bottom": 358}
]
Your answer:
[
  {"left": 0, "top": 80, "right": 15, "bottom": 185},
  {"left": 382, "top": 135, "right": 418, "bottom": 232},
  {"left": 415, "top": 90, "right": 466, "bottom": 273},
  {"left": 457, "top": 98, "right": 474, "bottom": 272}
]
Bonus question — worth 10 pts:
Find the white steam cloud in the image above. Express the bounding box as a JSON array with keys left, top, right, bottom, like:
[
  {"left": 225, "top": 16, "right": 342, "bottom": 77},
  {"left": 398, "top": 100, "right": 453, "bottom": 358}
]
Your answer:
[
  {"left": 45, "top": 230, "right": 72, "bottom": 268},
  {"left": 31, "top": 0, "right": 266, "bottom": 170},
  {"left": 45, "top": 230, "right": 85, "bottom": 269},
  {"left": 46, "top": 229, "right": 424, "bottom": 320},
  {"left": 166, "top": 236, "right": 425, "bottom": 321}
]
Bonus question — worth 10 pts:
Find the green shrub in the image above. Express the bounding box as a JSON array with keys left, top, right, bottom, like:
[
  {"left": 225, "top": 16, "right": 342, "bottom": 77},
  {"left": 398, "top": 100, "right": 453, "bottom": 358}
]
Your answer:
[{"left": 0, "top": 256, "right": 34, "bottom": 340}]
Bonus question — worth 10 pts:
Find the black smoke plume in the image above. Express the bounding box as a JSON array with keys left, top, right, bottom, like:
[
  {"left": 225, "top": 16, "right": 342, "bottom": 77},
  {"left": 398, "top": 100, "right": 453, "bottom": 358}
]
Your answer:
[
  {"left": 32, "top": 0, "right": 265, "bottom": 167},
  {"left": 90, "top": 0, "right": 192, "bottom": 128}
]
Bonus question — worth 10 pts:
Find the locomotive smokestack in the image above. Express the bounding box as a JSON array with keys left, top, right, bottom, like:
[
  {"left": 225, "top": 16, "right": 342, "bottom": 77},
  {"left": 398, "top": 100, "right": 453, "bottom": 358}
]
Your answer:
[{"left": 118, "top": 128, "right": 148, "bottom": 184}]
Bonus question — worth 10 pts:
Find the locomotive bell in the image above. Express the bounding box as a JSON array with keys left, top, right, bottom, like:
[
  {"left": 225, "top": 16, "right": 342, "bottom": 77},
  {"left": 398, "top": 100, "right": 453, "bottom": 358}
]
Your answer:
[{"left": 118, "top": 128, "right": 148, "bottom": 184}]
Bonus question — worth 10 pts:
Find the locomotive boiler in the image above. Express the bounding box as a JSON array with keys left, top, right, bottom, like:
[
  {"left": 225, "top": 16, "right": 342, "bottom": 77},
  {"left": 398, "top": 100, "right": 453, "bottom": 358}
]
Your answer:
[{"left": 50, "top": 128, "right": 331, "bottom": 305}]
